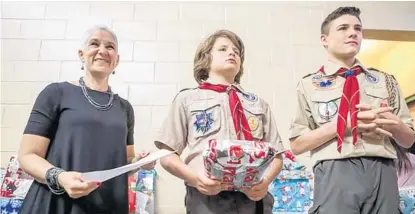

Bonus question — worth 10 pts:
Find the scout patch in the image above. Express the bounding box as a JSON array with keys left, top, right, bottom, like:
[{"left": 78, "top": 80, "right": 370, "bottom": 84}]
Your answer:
[
  {"left": 243, "top": 93, "right": 258, "bottom": 102},
  {"left": 312, "top": 75, "right": 335, "bottom": 89},
  {"left": 317, "top": 101, "right": 338, "bottom": 120},
  {"left": 194, "top": 111, "right": 214, "bottom": 134},
  {"left": 248, "top": 116, "right": 259, "bottom": 131},
  {"left": 365, "top": 72, "right": 379, "bottom": 84}
]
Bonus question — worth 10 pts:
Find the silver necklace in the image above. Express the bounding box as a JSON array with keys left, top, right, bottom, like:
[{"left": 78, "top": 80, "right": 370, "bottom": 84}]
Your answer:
[{"left": 79, "top": 77, "right": 114, "bottom": 111}]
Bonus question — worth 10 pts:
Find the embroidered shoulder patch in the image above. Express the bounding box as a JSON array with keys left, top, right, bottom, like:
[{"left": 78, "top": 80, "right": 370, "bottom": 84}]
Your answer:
[
  {"left": 365, "top": 72, "right": 379, "bottom": 84},
  {"left": 243, "top": 93, "right": 258, "bottom": 102}
]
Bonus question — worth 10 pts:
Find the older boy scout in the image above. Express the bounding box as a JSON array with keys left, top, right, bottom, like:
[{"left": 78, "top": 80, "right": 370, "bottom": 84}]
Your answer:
[
  {"left": 289, "top": 6, "right": 415, "bottom": 214},
  {"left": 154, "top": 29, "right": 285, "bottom": 214}
]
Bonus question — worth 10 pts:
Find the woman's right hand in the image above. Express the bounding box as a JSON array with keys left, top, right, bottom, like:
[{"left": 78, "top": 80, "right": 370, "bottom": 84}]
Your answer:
[{"left": 57, "top": 171, "right": 101, "bottom": 199}]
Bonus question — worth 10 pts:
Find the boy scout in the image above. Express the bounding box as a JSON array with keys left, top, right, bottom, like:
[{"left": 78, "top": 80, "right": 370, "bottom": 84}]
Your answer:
[
  {"left": 289, "top": 6, "right": 415, "bottom": 214},
  {"left": 155, "top": 29, "right": 285, "bottom": 214}
]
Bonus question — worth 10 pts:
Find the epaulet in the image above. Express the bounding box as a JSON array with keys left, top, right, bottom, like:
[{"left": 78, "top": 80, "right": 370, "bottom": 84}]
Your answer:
[
  {"left": 368, "top": 67, "right": 397, "bottom": 81},
  {"left": 172, "top": 87, "right": 197, "bottom": 102},
  {"left": 302, "top": 65, "right": 324, "bottom": 79},
  {"left": 302, "top": 73, "right": 313, "bottom": 79},
  {"left": 368, "top": 67, "right": 400, "bottom": 108},
  {"left": 301, "top": 70, "right": 319, "bottom": 79},
  {"left": 367, "top": 67, "right": 381, "bottom": 72},
  {"left": 178, "top": 87, "right": 197, "bottom": 93}
]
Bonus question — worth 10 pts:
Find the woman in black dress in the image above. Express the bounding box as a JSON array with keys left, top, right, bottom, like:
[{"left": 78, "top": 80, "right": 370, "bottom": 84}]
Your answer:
[{"left": 17, "top": 26, "right": 155, "bottom": 214}]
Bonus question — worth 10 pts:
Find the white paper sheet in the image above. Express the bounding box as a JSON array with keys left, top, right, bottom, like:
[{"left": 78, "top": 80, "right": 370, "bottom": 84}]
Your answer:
[{"left": 80, "top": 149, "right": 174, "bottom": 182}]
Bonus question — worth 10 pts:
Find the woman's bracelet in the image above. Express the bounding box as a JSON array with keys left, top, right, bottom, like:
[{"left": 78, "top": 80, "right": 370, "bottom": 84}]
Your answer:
[{"left": 45, "top": 167, "right": 66, "bottom": 195}]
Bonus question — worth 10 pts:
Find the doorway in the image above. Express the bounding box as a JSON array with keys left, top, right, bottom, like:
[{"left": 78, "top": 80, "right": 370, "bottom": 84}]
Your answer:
[{"left": 357, "top": 29, "right": 415, "bottom": 124}]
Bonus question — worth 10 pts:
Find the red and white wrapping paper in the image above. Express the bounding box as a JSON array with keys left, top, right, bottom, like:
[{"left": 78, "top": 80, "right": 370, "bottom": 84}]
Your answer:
[{"left": 203, "top": 139, "right": 280, "bottom": 190}]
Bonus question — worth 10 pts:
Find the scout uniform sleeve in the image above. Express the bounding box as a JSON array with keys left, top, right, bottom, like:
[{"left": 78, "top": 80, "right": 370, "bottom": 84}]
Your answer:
[
  {"left": 288, "top": 80, "right": 315, "bottom": 140},
  {"left": 154, "top": 94, "right": 188, "bottom": 155},
  {"left": 263, "top": 102, "right": 285, "bottom": 152}
]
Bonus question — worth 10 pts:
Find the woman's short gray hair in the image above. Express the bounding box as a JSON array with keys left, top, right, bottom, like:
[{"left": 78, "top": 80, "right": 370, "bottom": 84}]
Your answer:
[{"left": 80, "top": 25, "right": 119, "bottom": 51}]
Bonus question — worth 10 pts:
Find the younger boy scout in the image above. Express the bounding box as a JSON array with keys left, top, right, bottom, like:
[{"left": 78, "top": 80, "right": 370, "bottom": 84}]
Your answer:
[
  {"left": 154, "top": 29, "right": 285, "bottom": 214},
  {"left": 289, "top": 7, "right": 415, "bottom": 214}
]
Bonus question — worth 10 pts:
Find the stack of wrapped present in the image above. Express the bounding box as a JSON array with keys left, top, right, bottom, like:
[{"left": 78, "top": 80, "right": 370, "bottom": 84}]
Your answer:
[
  {"left": 0, "top": 156, "right": 34, "bottom": 213},
  {"left": 0, "top": 156, "right": 157, "bottom": 214},
  {"left": 0, "top": 168, "right": 6, "bottom": 186},
  {"left": 269, "top": 151, "right": 314, "bottom": 214},
  {"left": 399, "top": 186, "right": 415, "bottom": 214},
  {"left": 128, "top": 175, "right": 137, "bottom": 213},
  {"left": 134, "top": 169, "right": 157, "bottom": 214}
]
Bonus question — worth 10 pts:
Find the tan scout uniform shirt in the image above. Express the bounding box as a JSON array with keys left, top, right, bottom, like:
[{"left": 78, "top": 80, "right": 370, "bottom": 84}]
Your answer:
[
  {"left": 155, "top": 81, "right": 285, "bottom": 176},
  {"left": 289, "top": 60, "right": 414, "bottom": 167}
]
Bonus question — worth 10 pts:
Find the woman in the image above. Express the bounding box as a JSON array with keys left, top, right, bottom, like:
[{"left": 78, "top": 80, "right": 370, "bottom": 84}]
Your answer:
[
  {"left": 395, "top": 144, "right": 415, "bottom": 187},
  {"left": 394, "top": 144, "right": 415, "bottom": 214},
  {"left": 17, "top": 26, "right": 155, "bottom": 214}
]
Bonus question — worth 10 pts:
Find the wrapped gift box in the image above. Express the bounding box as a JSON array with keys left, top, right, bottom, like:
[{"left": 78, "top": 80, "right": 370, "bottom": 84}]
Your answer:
[
  {"left": 270, "top": 151, "right": 313, "bottom": 213},
  {"left": 135, "top": 170, "right": 157, "bottom": 214},
  {"left": 0, "top": 197, "right": 24, "bottom": 213},
  {"left": 270, "top": 178, "right": 312, "bottom": 213},
  {"left": 203, "top": 139, "right": 280, "bottom": 190},
  {"left": 1, "top": 156, "right": 33, "bottom": 199},
  {"left": 399, "top": 186, "right": 415, "bottom": 214},
  {"left": 1, "top": 168, "right": 6, "bottom": 181},
  {"left": 1, "top": 156, "right": 33, "bottom": 214},
  {"left": 128, "top": 175, "right": 137, "bottom": 214}
]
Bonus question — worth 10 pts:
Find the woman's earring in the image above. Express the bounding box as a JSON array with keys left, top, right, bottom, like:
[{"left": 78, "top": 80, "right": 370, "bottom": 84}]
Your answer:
[
  {"left": 81, "top": 60, "right": 84, "bottom": 70},
  {"left": 112, "top": 71, "right": 115, "bottom": 75}
]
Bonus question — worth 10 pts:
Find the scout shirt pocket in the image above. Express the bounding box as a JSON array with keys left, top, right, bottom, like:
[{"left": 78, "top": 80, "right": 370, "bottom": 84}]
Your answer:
[
  {"left": 189, "top": 100, "right": 222, "bottom": 140},
  {"left": 243, "top": 105, "right": 265, "bottom": 140},
  {"left": 362, "top": 87, "right": 392, "bottom": 148},
  {"left": 310, "top": 88, "right": 342, "bottom": 125},
  {"left": 363, "top": 87, "right": 389, "bottom": 108}
]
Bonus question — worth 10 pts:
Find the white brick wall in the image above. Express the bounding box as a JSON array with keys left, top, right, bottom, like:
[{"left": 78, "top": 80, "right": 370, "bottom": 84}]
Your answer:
[
  {"left": 1, "top": 2, "right": 415, "bottom": 213},
  {"left": 113, "top": 21, "right": 157, "bottom": 41},
  {"left": 2, "top": 39, "right": 41, "bottom": 60},
  {"left": 134, "top": 2, "right": 180, "bottom": 21},
  {"left": 21, "top": 20, "right": 67, "bottom": 39},
  {"left": 133, "top": 41, "right": 180, "bottom": 62}
]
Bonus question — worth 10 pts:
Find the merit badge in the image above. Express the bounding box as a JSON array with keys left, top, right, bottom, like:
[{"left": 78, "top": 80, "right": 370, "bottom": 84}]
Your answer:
[
  {"left": 365, "top": 72, "right": 379, "bottom": 84},
  {"left": 312, "top": 75, "right": 335, "bottom": 89},
  {"left": 194, "top": 111, "right": 214, "bottom": 134},
  {"left": 243, "top": 93, "right": 258, "bottom": 102},
  {"left": 248, "top": 116, "right": 259, "bottom": 131},
  {"left": 318, "top": 101, "right": 338, "bottom": 120}
]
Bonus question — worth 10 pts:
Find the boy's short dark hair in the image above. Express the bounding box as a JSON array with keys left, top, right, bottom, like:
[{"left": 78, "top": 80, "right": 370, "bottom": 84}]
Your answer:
[{"left": 321, "top": 7, "right": 362, "bottom": 35}]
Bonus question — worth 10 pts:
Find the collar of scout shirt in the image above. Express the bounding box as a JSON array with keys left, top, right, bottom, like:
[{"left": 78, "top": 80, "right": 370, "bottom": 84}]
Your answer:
[
  {"left": 203, "top": 78, "right": 250, "bottom": 96},
  {"left": 320, "top": 59, "right": 369, "bottom": 76}
]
